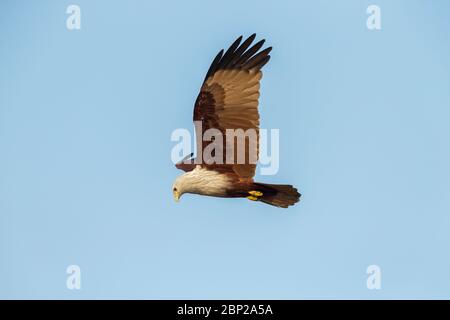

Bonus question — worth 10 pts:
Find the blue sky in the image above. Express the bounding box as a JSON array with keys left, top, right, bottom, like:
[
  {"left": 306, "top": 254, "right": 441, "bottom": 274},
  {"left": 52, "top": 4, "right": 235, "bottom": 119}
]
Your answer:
[{"left": 1, "top": 0, "right": 449, "bottom": 299}]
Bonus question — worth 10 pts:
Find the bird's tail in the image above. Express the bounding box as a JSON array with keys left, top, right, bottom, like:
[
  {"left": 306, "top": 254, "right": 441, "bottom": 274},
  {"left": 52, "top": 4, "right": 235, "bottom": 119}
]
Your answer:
[{"left": 252, "top": 183, "right": 301, "bottom": 208}]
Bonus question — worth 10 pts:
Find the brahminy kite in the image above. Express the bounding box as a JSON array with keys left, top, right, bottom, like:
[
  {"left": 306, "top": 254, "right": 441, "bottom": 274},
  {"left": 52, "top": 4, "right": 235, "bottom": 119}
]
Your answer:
[{"left": 173, "top": 34, "right": 301, "bottom": 208}]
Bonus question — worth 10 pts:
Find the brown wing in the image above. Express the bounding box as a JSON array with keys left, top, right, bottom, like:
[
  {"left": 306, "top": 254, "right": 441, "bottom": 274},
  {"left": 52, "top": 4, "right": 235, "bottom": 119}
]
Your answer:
[{"left": 193, "top": 34, "right": 271, "bottom": 179}]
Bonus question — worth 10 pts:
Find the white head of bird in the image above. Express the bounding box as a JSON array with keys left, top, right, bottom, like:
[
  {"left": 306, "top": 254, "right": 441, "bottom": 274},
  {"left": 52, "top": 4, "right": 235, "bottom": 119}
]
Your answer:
[
  {"left": 172, "top": 174, "right": 190, "bottom": 202},
  {"left": 172, "top": 166, "right": 233, "bottom": 202}
]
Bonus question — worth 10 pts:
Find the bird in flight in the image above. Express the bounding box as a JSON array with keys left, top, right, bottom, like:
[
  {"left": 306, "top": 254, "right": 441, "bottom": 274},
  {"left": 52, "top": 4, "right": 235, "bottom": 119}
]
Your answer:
[{"left": 172, "top": 34, "right": 301, "bottom": 208}]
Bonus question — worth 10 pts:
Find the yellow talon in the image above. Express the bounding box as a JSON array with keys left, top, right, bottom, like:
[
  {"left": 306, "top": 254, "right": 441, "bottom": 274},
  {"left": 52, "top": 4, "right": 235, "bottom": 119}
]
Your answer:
[
  {"left": 249, "top": 191, "right": 263, "bottom": 197},
  {"left": 247, "top": 196, "right": 258, "bottom": 201}
]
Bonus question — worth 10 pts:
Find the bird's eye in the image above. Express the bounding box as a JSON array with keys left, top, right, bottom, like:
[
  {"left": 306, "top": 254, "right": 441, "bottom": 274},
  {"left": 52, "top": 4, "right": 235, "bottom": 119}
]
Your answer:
[{"left": 173, "top": 187, "right": 177, "bottom": 192}]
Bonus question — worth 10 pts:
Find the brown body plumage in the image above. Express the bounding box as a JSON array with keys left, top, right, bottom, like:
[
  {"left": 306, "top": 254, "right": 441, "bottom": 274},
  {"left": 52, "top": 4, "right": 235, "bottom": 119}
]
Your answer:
[{"left": 173, "top": 34, "right": 301, "bottom": 208}]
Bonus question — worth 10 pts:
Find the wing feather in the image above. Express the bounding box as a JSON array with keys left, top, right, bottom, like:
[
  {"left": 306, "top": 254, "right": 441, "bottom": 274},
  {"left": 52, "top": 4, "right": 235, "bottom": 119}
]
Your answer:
[{"left": 190, "top": 35, "right": 271, "bottom": 179}]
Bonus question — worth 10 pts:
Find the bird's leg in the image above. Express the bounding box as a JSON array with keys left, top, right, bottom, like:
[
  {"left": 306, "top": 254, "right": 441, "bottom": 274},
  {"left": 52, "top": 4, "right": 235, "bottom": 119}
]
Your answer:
[{"left": 247, "top": 190, "right": 263, "bottom": 201}]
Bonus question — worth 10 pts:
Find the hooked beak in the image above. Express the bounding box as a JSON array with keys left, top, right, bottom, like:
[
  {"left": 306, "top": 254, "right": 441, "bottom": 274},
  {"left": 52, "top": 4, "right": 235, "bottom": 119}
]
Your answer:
[{"left": 173, "top": 190, "right": 180, "bottom": 202}]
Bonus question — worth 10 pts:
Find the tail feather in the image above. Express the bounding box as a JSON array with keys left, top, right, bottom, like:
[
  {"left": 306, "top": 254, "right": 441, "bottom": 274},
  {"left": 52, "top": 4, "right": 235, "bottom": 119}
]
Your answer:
[{"left": 253, "top": 183, "right": 301, "bottom": 208}]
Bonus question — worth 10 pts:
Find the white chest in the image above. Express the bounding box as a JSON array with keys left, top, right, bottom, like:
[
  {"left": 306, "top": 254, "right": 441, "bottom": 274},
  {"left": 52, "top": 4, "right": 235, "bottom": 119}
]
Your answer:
[{"left": 184, "top": 167, "right": 232, "bottom": 197}]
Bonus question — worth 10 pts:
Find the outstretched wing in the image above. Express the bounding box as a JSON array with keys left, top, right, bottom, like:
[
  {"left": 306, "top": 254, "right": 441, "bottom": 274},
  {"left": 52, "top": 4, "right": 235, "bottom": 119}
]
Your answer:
[{"left": 192, "top": 34, "right": 271, "bottom": 179}]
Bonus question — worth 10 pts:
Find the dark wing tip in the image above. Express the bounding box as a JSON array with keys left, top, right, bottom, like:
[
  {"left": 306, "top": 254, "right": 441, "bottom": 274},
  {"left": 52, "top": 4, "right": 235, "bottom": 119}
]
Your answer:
[
  {"left": 204, "top": 49, "right": 224, "bottom": 82},
  {"left": 203, "top": 34, "right": 271, "bottom": 83},
  {"left": 217, "top": 35, "right": 244, "bottom": 69},
  {"left": 243, "top": 46, "right": 272, "bottom": 69}
]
